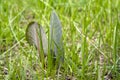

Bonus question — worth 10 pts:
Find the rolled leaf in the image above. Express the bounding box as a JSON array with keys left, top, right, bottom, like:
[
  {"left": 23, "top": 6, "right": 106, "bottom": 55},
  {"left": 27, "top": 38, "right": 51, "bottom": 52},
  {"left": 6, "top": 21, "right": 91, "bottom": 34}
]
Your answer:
[{"left": 26, "top": 22, "right": 48, "bottom": 56}]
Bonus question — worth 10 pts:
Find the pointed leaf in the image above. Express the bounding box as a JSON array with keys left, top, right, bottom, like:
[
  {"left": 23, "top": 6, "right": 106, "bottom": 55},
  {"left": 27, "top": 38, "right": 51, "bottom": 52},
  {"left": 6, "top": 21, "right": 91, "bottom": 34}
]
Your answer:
[{"left": 50, "top": 11, "right": 64, "bottom": 58}]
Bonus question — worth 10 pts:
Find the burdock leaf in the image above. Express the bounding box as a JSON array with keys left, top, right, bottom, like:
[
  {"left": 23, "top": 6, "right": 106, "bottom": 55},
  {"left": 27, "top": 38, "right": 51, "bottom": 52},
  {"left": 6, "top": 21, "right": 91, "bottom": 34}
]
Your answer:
[
  {"left": 50, "top": 11, "right": 64, "bottom": 59},
  {"left": 39, "top": 25, "right": 48, "bottom": 56},
  {"left": 26, "top": 22, "right": 48, "bottom": 56}
]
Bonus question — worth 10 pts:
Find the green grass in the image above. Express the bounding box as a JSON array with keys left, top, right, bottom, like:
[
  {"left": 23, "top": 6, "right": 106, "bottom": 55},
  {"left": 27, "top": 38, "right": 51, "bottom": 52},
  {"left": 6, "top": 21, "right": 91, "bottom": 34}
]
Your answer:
[{"left": 0, "top": 0, "right": 120, "bottom": 80}]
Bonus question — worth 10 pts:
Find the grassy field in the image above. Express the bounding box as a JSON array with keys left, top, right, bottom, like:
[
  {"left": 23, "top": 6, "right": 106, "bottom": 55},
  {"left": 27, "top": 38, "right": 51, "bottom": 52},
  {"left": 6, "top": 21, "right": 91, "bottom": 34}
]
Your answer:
[{"left": 0, "top": 0, "right": 120, "bottom": 80}]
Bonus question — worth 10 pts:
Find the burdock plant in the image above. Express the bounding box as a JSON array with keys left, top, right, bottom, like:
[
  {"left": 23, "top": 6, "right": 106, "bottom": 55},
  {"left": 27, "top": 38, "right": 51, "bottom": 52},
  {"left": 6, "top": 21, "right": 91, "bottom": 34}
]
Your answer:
[{"left": 26, "top": 11, "right": 64, "bottom": 69}]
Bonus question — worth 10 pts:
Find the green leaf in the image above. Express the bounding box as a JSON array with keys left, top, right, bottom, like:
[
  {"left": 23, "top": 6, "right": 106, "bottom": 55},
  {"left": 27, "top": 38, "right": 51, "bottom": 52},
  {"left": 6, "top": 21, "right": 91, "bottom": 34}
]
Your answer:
[
  {"left": 50, "top": 11, "right": 64, "bottom": 61},
  {"left": 26, "top": 22, "right": 48, "bottom": 56}
]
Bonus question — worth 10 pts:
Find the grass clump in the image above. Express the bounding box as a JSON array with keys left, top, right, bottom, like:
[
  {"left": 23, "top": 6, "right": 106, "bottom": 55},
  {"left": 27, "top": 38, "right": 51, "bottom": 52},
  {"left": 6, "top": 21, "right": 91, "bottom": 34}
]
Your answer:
[{"left": 0, "top": 0, "right": 120, "bottom": 80}]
